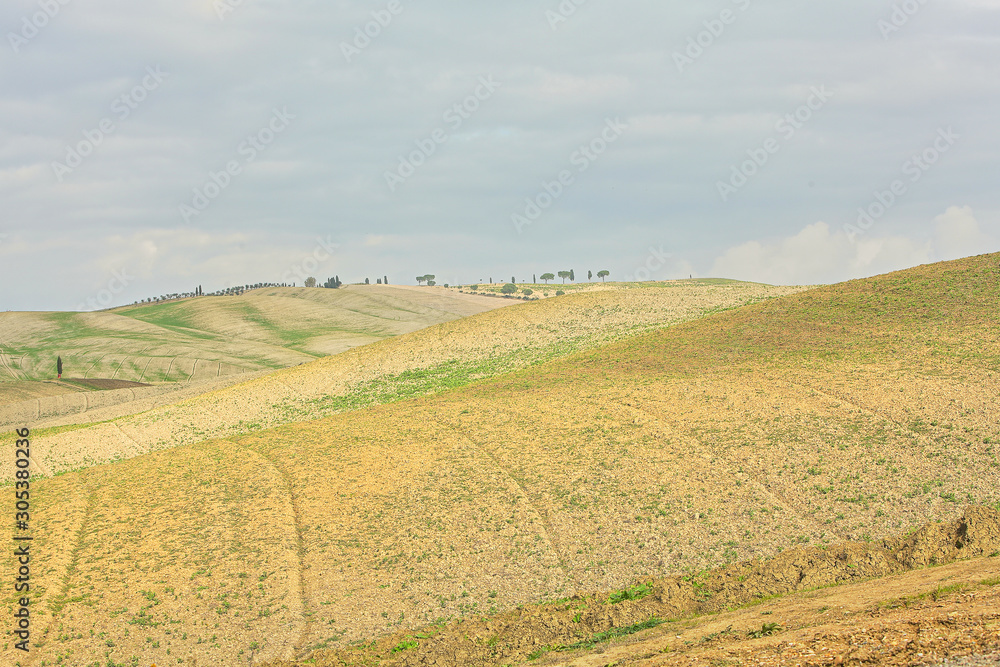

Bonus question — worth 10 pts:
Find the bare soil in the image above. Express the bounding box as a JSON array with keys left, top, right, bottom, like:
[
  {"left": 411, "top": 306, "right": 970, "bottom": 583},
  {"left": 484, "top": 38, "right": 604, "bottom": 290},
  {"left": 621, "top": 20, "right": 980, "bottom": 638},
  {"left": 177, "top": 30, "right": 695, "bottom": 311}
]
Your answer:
[
  {"left": 59, "top": 377, "right": 152, "bottom": 390},
  {"left": 262, "top": 507, "right": 1000, "bottom": 667},
  {"left": 0, "top": 380, "right": 84, "bottom": 407}
]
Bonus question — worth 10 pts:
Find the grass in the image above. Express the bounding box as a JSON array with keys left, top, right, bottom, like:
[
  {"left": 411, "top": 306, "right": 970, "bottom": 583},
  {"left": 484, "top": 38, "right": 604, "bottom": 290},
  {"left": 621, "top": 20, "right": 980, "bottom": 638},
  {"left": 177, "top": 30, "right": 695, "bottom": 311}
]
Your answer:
[
  {"left": 528, "top": 616, "right": 668, "bottom": 659},
  {"left": 746, "top": 622, "right": 783, "bottom": 639},
  {"left": 390, "top": 639, "right": 419, "bottom": 653},
  {"left": 607, "top": 582, "right": 654, "bottom": 604}
]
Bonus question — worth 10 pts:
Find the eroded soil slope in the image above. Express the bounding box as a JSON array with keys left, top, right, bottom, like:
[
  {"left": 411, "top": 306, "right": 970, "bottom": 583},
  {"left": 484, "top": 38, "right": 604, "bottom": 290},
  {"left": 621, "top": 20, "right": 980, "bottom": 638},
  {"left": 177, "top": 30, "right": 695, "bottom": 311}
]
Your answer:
[{"left": 263, "top": 507, "right": 1000, "bottom": 667}]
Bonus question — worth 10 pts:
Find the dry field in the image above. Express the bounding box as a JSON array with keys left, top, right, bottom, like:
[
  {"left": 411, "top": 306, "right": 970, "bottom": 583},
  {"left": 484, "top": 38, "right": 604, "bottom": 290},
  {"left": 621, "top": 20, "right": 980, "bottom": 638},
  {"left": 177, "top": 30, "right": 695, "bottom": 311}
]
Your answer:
[
  {"left": 263, "top": 506, "right": 1000, "bottom": 667},
  {"left": 3, "top": 254, "right": 998, "bottom": 666},
  {"left": 3, "top": 280, "right": 801, "bottom": 481},
  {"left": 0, "top": 283, "right": 510, "bottom": 389},
  {"left": 0, "top": 381, "right": 85, "bottom": 407}
]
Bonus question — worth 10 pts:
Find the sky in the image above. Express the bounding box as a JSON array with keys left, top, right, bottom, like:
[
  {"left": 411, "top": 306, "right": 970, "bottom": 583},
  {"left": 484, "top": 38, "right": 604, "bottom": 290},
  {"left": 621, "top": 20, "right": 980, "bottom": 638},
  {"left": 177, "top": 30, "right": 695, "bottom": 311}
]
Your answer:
[{"left": 1, "top": 0, "right": 999, "bottom": 311}]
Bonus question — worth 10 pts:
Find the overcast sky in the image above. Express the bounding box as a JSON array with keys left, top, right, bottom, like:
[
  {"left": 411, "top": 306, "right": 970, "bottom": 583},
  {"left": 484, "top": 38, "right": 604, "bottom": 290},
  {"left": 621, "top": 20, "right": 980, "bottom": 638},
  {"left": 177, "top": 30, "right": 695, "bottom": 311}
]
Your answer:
[{"left": 1, "top": 0, "right": 998, "bottom": 311}]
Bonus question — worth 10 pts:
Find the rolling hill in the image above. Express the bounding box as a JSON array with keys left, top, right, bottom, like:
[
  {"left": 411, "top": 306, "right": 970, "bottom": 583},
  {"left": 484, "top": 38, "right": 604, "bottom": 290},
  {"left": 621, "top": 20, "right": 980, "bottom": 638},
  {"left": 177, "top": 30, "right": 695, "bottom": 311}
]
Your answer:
[
  {"left": 0, "top": 283, "right": 512, "bottom": 391},
  {"left": 2, "top": 279, "right": 801, "bottom": 478},
  {"left": 0, "top": 284, "right": 516, "bottom": 431},
  {"left": 3, "top": 254, "right": 998, "bottom": 666}
]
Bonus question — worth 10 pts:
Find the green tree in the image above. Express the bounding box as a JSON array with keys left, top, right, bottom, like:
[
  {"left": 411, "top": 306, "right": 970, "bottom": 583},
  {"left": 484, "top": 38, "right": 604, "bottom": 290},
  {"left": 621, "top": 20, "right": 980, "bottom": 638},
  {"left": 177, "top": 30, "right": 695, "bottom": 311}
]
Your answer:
[
  {"left": 522, "top": 288, "right": 533, "bottom": 296},
  {"left": 588, "top": 270, "right": 593, "bottom": 281},
  {"left": 501, "top": 283, "right": 518, "bottom": 294},
  {"left": 569, "top": 269, "right": 575, "bottom": 281},
  {"left": 56, "top": 356, "right": 63, "bottom": 378},
  {"left": 427, "top": 280, "right": 437, "bottom": 286},
  {"left": 416, "top": 276, "right": 426, "bottom": 285},
  {"left": 557, "top": 270, "right": 570, "bottom": 283},
  {"left": 304, "top": 277, "right": 317, "bottom": 287},
  {"left": 597, "top": 270, "right": 610, "bottom": 282},
  {"left": 540, "top": 273, "right": 555, "bottom": 284}
]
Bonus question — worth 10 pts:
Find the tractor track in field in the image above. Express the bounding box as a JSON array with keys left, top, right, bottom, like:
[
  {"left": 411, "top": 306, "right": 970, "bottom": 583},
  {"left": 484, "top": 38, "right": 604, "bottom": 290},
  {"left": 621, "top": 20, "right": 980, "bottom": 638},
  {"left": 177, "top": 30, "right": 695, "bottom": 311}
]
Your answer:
[
  {"left": 435, "top": 419, "right": 569, "bottom": 581},
  {"left": 239, "top": 445, "right": 313, "bottom": 660},
  {"left": 0, "top": 351, "right": 24, "bottom": 379},
  {"left": 28, "top": 486, "right": 97, "bottom": 667},
  {"left": 778, "top": 375, "right": 908, "bottom": 433},
  {"left": 613, "top": 393, "right": 848, "bottom": 540}
]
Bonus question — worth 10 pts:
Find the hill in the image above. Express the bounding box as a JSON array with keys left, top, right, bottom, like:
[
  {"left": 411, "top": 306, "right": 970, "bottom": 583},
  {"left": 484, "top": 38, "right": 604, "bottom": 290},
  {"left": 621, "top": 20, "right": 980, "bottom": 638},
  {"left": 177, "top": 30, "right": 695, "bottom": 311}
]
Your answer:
[
  {"left": 0, "top": 284, "right": 511, "bottom": 390},
  {"left": 3, "top": 279, "right": 801, "bottom": 477},
  {"left": 3, "top": 254, "right": 998, "bottom": 666},
  {"left": 0, "top": 284, "right": 515, "bottom": 430}
]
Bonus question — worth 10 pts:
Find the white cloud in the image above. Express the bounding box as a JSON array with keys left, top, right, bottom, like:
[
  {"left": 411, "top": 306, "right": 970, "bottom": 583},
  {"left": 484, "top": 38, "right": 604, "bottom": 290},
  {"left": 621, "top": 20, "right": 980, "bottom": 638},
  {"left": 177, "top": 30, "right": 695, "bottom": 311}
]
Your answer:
[
  {"left": 1, "top": 2, "right": 998, "bottom": 309},
  {"left": 933, "top": 205, "right": 992, "bottom": 260},
  {"left": 710, "top": 206, "right": 999, "bottom": 285},
  {"left": 708, "top": 220, "right": 935, "bottom": 285}
]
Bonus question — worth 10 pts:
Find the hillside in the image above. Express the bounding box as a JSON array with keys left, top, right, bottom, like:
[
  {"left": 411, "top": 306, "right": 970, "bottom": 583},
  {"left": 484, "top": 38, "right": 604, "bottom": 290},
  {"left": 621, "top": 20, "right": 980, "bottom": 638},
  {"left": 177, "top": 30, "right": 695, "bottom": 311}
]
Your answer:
[
  {"left": 0, "top": 284, "right": 514, "bottom": 430},
  {"left": 3, "top": 280, "right": 801, "bottom": 477},
  {"left": 3, "top": 254, "right": 998, "bottom": 666},
  {"left": 263, "top": 507, "right": 1000, "bottom": 667},
  {"left": 0, "top": 284, "right": 511, "bottom": 390}
]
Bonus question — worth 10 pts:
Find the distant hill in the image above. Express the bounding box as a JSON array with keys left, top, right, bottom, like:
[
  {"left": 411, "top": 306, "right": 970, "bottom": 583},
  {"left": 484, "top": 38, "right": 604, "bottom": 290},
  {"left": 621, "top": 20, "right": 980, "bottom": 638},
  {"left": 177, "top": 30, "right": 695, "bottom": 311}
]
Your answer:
[{"left": 0, "top": 284, "right": 511, "bottom": 398}]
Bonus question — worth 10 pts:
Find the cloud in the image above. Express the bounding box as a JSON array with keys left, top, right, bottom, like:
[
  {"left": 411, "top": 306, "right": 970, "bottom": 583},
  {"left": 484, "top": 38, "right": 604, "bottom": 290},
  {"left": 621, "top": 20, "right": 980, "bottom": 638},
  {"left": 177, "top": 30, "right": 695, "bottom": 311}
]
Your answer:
[
  {"left": 709, "top": 220, "right": 936, "bottom": 285},
  {"left": 1, "top": 2, "right": 998, "bottom": 309},
  {"left": 933, "top": 205, "right": 991, "bottom": 261},
  {"left": 709, "top": 206, "right": 1000, "bottom": 285}
]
